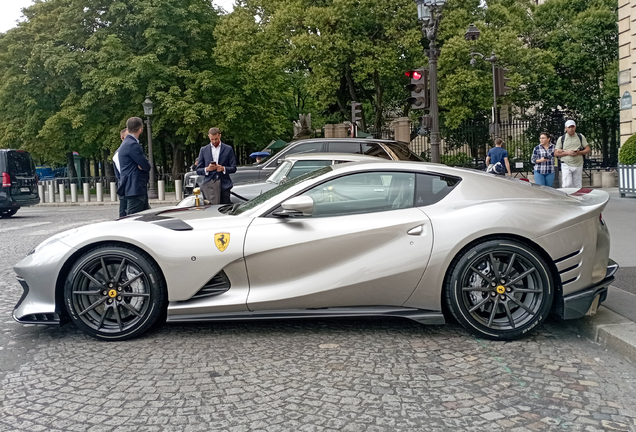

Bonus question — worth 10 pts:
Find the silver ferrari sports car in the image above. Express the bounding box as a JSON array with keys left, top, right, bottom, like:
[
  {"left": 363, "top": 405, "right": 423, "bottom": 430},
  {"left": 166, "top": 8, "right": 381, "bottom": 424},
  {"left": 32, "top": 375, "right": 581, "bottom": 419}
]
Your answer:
[{"left": 13, "top": 161, "right": 617, "bottom": 341}]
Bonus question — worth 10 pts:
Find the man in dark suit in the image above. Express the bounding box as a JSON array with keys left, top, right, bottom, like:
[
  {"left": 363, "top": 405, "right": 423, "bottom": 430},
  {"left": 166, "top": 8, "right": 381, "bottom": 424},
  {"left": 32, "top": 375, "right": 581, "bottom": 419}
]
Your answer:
[
  {"left": 113, "top": 128, "right": 128, "bottom": 217},
  {"left": 195, "top": 127, "right": 237, "bottom": 204},
  {"left": 116, "top": 117, "right": 151, "bottom": 215}
]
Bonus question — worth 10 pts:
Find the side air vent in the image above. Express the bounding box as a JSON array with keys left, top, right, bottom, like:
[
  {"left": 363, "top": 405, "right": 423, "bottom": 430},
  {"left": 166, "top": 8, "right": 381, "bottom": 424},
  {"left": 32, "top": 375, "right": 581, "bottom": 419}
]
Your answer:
[
  {"left": 15, "top": 313, "right": 61, "bottom": 325},
  {"left": 191, "top": 271, "right": 231, "bottom": 300},
  {"left": 554, "top": 249, "right": 581, "bottom": 264}
]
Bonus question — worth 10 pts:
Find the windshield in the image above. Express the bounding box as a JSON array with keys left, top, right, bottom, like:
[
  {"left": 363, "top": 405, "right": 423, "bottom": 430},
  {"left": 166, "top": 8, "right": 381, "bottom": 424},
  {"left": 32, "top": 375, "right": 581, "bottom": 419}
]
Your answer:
[
  {"left": 266, "top": 160, "right": 293, "bottom": 184},
  {"left": 231, "top": 166, "right": 333, "bottom": 215}
]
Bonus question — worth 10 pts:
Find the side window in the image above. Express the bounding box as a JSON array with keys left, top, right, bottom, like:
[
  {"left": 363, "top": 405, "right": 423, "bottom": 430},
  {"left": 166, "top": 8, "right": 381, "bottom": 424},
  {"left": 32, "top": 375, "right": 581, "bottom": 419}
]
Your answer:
[
  {"left": 284, "top": 142, "right": 325, "bottom": 157},
  {"left": 360, "top": 143, "right": 391, "bottom": 160},
  {"left": 300, "top": 171, "right": 415, "bottom": 217},
  {"left": 328, "top": 142, "right": 362, "bottom": 154},
  {"left": 287, "top": 160, "right": 332, "bottom": 179},
  {"left": 415, "top": 173, "right": 460, "bottom": 206},
  {"left": 269, "top": 142, "right": 325, "bottom": 167}
]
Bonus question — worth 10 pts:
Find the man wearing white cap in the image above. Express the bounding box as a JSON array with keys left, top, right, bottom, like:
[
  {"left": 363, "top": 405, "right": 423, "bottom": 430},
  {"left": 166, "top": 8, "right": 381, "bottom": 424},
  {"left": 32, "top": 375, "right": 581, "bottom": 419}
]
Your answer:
[{"left": 555, "top": 120, "right": 590, "bottom": 188}]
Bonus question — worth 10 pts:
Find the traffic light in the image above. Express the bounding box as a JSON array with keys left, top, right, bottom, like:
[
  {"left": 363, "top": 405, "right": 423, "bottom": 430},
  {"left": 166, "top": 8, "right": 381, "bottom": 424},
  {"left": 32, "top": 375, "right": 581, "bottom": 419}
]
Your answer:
[
  {"left": 405, "top": 68, "right": 429, "bottom": 110},
  {"left": 351, "top": 101, "right": 362, "bottom": 124},
  {"left": 494, "top": 67, "right": 511, "bottom": 97}
]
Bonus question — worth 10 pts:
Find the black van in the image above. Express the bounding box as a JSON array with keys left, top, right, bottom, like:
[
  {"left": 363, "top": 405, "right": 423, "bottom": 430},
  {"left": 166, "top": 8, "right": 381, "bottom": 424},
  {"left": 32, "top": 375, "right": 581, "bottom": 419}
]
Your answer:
[{"left": 0, "top": 149, "right": 40, "bottom": 217}]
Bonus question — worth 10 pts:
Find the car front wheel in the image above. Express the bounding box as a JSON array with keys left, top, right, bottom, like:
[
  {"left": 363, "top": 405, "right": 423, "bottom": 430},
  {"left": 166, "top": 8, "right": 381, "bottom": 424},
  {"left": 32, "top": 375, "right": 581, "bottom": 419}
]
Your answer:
[
  {"left": 445, "top": 239, "right": 554, "bottom": 340},
  {"left": 64, "top": 244, "right": 167, "bottom": 341}
]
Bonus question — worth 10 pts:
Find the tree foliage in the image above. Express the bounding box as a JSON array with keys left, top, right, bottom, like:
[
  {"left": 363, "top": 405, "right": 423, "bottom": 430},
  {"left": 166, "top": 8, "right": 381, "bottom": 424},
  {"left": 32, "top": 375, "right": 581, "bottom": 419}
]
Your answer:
[
  {"left": 215, "top": 0, "right": 426, "bottom": 130},
  {"left": 0, "top": 0, "right": 619, "bottom": 170}
]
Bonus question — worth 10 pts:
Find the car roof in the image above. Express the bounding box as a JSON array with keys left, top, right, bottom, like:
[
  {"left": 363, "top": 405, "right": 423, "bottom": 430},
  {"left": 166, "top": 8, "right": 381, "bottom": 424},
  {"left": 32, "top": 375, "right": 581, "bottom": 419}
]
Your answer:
[
  {"left": 283, "top": 137, "right": 406, "bottom": 146},
  {"left": 282, "top": 153, "right": 389, "bottom": 162}
]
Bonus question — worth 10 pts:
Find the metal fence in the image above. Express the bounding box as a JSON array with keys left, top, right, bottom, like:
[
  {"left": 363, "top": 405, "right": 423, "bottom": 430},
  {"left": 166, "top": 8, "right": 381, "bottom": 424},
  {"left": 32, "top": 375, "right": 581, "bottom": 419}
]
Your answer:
[{"left": 370, "top": 119, "right": 620, "bottom": 171}]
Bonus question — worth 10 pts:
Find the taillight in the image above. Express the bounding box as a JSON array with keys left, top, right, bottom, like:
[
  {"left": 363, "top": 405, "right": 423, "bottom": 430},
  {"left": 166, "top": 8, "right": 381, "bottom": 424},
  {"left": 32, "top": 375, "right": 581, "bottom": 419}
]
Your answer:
[
  {"left": 2, "top": 172, "right": 10, "bottom": 187},
  {"left": 35, "top": 173, "right": 39, "bottom": 183}
]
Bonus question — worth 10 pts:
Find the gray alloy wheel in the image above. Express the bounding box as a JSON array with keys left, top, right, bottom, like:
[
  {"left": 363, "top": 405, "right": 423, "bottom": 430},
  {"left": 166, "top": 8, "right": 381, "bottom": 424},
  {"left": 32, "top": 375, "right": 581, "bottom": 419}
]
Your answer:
[
  {"left": 64, "top": 244, "right": 166, "bottom": 341},
  {"left": 445, "top": 239, "right": 554, "bottom": 340}
]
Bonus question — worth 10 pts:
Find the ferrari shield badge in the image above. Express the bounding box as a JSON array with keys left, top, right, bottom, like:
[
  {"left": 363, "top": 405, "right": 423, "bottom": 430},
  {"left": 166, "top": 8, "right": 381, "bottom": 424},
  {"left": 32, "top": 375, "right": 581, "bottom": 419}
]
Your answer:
[{"left": 214, "top": 233, "right": 230, "bottom": 252}]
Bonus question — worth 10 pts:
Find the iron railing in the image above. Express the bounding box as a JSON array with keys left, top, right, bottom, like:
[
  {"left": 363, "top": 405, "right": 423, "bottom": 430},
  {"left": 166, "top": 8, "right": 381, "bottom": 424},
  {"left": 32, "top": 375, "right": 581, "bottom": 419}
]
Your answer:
[{"left": 403, "top": 119, "right": 618, "bottom": 170}]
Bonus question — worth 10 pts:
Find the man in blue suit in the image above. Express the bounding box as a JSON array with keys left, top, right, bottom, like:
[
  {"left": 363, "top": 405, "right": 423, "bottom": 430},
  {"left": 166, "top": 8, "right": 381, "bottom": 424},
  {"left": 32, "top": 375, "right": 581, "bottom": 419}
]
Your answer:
[
  {"left": 196, "top": 127, "right": 237, "bottom": 204},
  {"left": 113, "top": 128, "right": 128, "bottom": 218},
  {"left": 116, "top": 117, "right": 151, "bottom": 215}
]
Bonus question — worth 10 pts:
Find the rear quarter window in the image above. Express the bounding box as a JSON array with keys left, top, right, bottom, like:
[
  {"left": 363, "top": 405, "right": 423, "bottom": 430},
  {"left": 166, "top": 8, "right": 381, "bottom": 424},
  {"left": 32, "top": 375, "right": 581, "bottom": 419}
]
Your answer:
[{"left": 415, "top": 173, "right": 460, "bottom": 206}]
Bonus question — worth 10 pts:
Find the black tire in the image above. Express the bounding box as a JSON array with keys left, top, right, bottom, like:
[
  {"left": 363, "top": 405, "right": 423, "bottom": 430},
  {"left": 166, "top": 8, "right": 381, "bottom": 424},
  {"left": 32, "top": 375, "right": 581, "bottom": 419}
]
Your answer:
[
  {"left": 445, "top": 239, "right": 554, "bottom": 340},
  {"left": 0, "top": 208, "right": 18, "bottom": 218},
  {"left": 64, "top": 244, "right": 167, "bottom": 341}
]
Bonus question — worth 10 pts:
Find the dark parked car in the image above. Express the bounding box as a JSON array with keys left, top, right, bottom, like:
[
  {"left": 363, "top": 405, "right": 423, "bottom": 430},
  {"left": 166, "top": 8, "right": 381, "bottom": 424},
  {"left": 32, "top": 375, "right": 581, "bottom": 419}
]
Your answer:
[
  {"left": 183, "top": 138, "right": 423, "bottom": 196},
  {"left": 1, "top": 149, "right": 40, "bottom": 217}
]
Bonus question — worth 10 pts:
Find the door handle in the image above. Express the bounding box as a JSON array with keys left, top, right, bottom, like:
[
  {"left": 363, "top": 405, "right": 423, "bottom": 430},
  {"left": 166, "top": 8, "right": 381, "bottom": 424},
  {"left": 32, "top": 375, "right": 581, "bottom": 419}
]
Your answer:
[{"left": 407, "top": 225, "right": 423, "bottom": 236}]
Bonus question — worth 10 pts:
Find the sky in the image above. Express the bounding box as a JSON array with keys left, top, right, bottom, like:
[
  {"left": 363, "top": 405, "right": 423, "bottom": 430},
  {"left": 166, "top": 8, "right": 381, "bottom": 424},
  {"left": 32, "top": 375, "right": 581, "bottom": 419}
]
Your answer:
[{"left": 0, "top": 0, "right": 235, "bottom": 33}]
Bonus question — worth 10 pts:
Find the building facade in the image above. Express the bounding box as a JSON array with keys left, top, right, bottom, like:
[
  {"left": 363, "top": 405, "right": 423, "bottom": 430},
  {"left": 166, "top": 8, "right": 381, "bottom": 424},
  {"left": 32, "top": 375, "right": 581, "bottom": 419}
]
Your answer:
[{"left": 620, "top": 0, "right": 634, "bottom": 144}]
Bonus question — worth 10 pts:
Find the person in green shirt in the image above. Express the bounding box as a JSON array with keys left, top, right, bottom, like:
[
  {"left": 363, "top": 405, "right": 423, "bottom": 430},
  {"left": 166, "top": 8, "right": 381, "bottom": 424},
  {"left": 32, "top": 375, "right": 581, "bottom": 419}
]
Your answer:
[{"left": 554, "top": 120, "right": 590, "bottom": 188}]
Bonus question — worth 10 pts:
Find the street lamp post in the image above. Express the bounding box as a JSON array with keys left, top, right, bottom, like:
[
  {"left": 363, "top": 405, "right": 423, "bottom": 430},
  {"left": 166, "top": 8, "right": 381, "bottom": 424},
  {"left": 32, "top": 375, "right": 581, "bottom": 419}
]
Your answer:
[
  {"left": 415, "top": 0, "right": 446, "bottom": 164},
  {"left": 465, "top": 24, "right": 499, "bottom": 137},
  {"left": 142, "top": 96, "right": 158, "bottom": 199}
]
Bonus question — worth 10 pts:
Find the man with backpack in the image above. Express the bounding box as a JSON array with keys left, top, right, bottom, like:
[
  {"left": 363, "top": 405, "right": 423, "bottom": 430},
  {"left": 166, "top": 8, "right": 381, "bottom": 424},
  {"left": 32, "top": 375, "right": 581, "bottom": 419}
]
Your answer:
[
  {"left": 486, "top": 138, "right": 511, "bottom": 176},
  {"left": 555, "top": 120, "right": 590, "bottom": 188}
]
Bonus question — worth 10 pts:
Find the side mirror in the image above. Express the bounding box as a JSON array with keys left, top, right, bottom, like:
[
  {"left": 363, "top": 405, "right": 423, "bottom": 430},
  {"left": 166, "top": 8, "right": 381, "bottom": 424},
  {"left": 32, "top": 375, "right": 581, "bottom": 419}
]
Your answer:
[{"left": 273, "top": 195, "right": 314, "bottom": 217}]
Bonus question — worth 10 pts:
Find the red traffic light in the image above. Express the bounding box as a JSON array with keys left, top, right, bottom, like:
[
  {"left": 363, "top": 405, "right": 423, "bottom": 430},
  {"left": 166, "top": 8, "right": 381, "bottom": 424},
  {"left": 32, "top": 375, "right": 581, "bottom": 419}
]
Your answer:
[{"left": 405, "top": 70, "right": 423, "bottom": 80}]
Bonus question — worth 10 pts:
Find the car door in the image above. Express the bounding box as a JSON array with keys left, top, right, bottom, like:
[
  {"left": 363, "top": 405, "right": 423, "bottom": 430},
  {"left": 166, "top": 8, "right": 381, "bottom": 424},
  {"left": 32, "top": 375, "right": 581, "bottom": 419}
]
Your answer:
[{"left": 244, "top": 171, "right": 433, "bottom": 311}]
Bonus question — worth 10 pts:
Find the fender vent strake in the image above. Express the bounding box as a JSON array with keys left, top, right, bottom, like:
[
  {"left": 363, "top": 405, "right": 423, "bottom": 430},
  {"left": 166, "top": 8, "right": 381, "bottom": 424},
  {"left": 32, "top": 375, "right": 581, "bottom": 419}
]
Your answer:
[{"left": 191, "top": 271, "right": 231, "bottom": 300}]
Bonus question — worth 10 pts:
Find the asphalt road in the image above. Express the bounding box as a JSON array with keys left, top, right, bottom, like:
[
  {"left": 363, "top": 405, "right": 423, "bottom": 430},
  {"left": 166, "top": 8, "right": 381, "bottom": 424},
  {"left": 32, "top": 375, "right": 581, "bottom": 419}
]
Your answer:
[{"left": 2, "top": 206, "right": 636, "bottom": 431}]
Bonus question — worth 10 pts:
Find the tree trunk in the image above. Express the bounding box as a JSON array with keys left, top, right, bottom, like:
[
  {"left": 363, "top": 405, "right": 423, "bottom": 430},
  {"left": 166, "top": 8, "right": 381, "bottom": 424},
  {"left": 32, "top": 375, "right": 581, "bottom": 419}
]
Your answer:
[
  {"left": 65, "top": 152, "right": 77, "bottom": 179},
  {"left": 103, "top": 149, "right": 115, "bottom": 181},
  {"left": 600, "top": 117, "right": 609, "bottom": 166},
  {"left": 159, "top": 139, "right": 168, "bottom": 176},
  {"left": 372, "top": 71, "right": 383, "bottom": 130},
  {"left": 171, "top": 142, "right": 184, "bottom": 180},
  {"left": 84, "top": 158, "right": 91, "bottom": 182},
  {"left": 611, "top": 119, "right": 619, "bottom": 166}
]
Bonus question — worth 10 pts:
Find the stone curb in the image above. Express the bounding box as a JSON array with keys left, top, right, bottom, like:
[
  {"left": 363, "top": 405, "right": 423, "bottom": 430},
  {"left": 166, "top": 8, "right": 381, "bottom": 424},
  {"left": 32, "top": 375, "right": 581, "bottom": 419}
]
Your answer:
[
  {"left": 35, "top": 200, "right": 180, "bottom": 207},
  {"left": 567, "top": 306, "right": 636, "bottom": 364}
]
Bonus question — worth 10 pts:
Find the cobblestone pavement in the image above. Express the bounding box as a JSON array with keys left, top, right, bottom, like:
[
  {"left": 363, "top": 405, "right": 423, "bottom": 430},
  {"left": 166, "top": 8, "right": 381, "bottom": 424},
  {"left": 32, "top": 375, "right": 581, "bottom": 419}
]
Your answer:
[{"left": 2, "top": 207, "right": 636, "bottom": 432}]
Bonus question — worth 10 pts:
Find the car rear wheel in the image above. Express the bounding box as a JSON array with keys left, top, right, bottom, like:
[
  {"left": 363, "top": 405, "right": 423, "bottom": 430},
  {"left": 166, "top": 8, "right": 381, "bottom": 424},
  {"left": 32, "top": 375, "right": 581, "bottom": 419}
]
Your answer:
[
  {"left": 445, "top": 239, "right": 554, "bottom": 340},
  {"left": 64, "top": 244, "right": 167, "bottom": 341},
  {"left": 0, "top": 208, "right": 18, "bottom": 218}
]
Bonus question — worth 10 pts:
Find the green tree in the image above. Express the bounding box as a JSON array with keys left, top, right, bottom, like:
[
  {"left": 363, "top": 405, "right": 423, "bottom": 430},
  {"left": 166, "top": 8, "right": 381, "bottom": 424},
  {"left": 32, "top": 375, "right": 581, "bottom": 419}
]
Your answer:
[
  {"left": 530, "top": 0, "right": 619, "bottom": 164},
  {"left": 215, "top": 0, "right": 426, "bottom": 130}
]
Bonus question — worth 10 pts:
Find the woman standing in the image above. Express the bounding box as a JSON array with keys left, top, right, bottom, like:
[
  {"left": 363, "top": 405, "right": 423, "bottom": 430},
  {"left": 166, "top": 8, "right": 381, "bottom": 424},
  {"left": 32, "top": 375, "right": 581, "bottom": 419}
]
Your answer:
[{"left": 531, "top": 132, "right": 555, "bottom": 186}]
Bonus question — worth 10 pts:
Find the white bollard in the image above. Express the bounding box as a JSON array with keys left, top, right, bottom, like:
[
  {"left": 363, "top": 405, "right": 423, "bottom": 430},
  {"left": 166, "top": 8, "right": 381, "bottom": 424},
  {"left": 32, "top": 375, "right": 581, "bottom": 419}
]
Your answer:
[
  {"left": 38, "top": 183, "right": 45, "bottom": 204},
  {"left": 110, "top": 182, "right": 117, "bottom": 202},
  {"left": 96, "top": 182, "right": 103, "bottom": 202},
  {"left": 158, "top": 180, "right": 165, "bottom": 201},
  {"left": 83, "top": 183, "right": 90, "bottom": 202},
  {"left": 58, "top": 183, "right": 66, "bottom": 203},
  {"left": 70, "top": 183, "right": 77, "bottom": 202},
  {"left": 174, "top": 180, "right": 183, "bottom": 201},
  {"left": 601, "top": 171, "right": 615, "bottom": 188},
  {"left": 47, "top": 181, "right": 55, "bottom": 203}
]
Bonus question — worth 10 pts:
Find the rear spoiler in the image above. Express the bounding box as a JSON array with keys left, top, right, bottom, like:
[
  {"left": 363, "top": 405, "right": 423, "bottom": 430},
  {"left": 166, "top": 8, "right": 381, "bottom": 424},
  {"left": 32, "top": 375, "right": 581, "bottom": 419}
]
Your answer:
[{"left": 561, "top": 188, "right": 610, "bottom": 209}]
